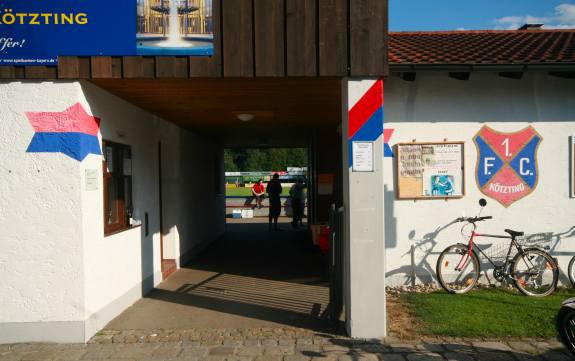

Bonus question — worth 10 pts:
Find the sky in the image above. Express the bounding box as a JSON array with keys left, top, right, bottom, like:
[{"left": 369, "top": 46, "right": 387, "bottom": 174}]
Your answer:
[{"left": 390, "top": 1, "right": 575, "bottom": 31}]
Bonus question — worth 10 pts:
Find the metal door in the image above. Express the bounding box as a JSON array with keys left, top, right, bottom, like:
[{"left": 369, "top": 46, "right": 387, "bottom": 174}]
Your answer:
[{"left": 328, "top": 203, "right": 345, "bottom": 325}]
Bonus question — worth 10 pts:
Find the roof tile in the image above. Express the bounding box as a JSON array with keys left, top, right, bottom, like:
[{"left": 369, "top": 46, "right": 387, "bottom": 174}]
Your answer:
[{"left": 389, "top": 29, "right": 575, "bottom": 65}]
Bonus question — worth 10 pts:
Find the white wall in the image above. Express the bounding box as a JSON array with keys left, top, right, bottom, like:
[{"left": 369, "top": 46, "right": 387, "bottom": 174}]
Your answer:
[
  {"left": 79, "top": 81, "right": 225, "bottom": 340},
  {"left": 0, "top": 81, "right": 225, "bottom": 343},
  {"left": 159, "top": 116, "right": 225, "bottom": 266},
  {"left": 0, "top": 82, "right": 86, "bottom": 342},
  {"left": 385, "top": 72, "right": 575, "bottom": 287}
]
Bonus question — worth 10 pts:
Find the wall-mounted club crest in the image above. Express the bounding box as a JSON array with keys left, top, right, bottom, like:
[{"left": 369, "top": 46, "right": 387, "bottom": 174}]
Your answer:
[{"left": 474, "top": 125, "right": 542, "bottom": 207}]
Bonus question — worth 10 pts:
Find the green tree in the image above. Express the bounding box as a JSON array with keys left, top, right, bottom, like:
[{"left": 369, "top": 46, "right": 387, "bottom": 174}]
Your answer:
[
  {"left": 224, "top": 148, "right": 307, "bottom": 172},
  {"left": 224, "top": 150, "right": 238, "bottom": 172}
]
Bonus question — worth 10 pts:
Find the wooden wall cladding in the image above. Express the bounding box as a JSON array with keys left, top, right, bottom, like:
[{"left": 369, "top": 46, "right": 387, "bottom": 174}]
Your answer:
[
  {"left": 350, "top": 0, "right": 388, "bottom": 76},
  {"left": 254, "top": 0, "right": 285, "bottom": 77},
  {"left": 0, "top": 0, "right": 387, "bottom": 80}
]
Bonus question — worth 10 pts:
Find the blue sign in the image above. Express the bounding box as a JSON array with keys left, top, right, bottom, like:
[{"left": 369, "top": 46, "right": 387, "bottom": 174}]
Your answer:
[{"left": 0, "top": 0, "right": 213, "bottom": 65}]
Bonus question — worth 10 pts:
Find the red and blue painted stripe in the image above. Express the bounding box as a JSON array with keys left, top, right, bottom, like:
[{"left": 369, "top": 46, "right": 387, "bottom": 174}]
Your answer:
[
  {"left": 348, "top": 79, "right": 392, "bottom": 166},
  {"left": 26, "top": 103, "right": 102, "bottom": 161}
]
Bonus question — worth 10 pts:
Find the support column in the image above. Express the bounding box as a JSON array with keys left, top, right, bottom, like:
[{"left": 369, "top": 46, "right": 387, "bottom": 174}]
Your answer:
[{"left": 342, "top": 78, "right": 386, "bottom": 338}]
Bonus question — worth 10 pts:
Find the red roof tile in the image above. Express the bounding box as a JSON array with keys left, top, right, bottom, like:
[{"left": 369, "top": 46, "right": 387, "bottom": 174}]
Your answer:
[{"left": 389, "top": 29, "right": 575, "bottom": 65}]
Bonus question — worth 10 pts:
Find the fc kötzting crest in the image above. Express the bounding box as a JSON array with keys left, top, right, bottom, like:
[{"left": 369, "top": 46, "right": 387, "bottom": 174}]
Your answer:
[{"left": 474, "top": 125, "right": 542, "bottom": 207}]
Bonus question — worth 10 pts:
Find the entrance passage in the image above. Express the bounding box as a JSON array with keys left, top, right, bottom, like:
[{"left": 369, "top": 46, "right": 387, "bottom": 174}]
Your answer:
[
  {"left": 106, "top": 218, "right": 332, "bottom": 331},
  {"left": 92, "top": 77, "right": 344, "bottom": 334}
]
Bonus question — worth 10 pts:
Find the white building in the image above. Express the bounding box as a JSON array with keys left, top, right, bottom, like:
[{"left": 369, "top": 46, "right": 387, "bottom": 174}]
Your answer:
[
  {"left": 384, "top": 29, "right": 575, "bottom": 287},
  {"left": 0, "top": 28, "right": 574, "bottom": 343}
]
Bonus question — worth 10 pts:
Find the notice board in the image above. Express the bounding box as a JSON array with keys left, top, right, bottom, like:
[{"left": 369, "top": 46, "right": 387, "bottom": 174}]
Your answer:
[{"left": 396, "top": 142, "right": 465, "bottom": 199}]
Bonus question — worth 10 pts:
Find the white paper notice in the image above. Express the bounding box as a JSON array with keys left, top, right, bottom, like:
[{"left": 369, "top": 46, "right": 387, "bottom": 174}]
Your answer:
[
  {"left": 85, "top": 169, "right": 99, "bottom": 191},
  {"left": 352, "top": 142, "right": 374, "bottom": 172}
]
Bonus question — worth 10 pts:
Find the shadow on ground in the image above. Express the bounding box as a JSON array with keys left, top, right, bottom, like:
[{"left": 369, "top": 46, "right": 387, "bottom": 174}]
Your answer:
[{"left": 105, "top": 219, "right": 335, "bottom": 332}]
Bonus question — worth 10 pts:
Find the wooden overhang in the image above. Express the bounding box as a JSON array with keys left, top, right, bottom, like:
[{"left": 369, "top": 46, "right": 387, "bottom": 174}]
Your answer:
[
  {"left": 87, "top": 78, "right": 342, "bottom": 130},
  {"left": 0, "top": 0, "right": 388, "bottom": 80}
]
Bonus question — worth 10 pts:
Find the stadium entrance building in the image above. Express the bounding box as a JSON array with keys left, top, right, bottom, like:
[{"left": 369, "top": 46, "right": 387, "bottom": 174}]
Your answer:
[
  {"left": 0, "top": 1, "right": 388, "bottom": 343},
  {"left": 3, "top": 1, "right": 575, "bottom": 345}
]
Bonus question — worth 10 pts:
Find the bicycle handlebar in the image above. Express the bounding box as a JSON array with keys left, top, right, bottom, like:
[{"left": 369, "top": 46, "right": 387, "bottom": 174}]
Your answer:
[{"left": 457, "top": 216, "right": 493, "bottom": 223}]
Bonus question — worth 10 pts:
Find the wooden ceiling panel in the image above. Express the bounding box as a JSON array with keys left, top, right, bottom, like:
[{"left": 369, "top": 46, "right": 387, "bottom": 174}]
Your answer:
[{"left": 89, "top": 78, "right": 342, "bottom": 131}]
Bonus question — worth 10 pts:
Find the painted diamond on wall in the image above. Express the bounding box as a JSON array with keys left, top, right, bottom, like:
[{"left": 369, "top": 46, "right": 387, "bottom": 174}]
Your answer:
[
  {"left": 26, "top": 103, "right": 102, "bottom": 161},
  {"left": 474, "top": 125, "right": 542, "bottom": 207}
]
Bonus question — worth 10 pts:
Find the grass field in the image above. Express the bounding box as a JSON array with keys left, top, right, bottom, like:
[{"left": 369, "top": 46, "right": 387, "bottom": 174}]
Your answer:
[
  {"left": 401, "top": 288, "right": 575, "bottom": 338},
  {"left": 226, "top": 187, "right": 291, "bottom": 197}
]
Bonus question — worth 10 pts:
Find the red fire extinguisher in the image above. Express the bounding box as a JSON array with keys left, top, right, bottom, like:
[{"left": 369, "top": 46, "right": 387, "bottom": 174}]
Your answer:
[{"left": 317, "top": 226, "right": 330, "bottom": 255}]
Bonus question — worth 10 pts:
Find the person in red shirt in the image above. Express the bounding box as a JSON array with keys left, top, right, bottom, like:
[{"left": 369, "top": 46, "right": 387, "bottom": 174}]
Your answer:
[{"left": 252, "top": 179, "right": 265, "bottom": 209}]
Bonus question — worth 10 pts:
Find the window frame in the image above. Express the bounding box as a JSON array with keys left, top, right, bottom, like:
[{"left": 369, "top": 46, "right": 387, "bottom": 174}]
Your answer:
[{"left": 103, "top": 140, "right": 133, "bottom": 236}]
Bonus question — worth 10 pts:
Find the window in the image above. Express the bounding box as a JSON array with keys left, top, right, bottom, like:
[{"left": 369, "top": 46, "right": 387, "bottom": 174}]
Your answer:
[{"left": 103, "top": 141, "right": 133, "bottom": 235}]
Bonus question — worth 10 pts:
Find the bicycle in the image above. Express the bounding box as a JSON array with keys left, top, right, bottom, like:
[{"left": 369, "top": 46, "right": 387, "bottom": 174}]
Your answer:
[
  {"left": 558, "top": 297, "right": 575, "bottom": 357},
  {"left": 569, "top": 255, "right": 575, "bottom": 288},
  {"left": 436, "top": 199, "right": 559, "bottom": 297}
]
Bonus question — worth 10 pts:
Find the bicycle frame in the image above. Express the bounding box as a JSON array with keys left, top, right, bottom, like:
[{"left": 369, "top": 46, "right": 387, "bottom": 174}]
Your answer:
[{"left": 455, "top": 222, "right": 518, "bottom": 271}]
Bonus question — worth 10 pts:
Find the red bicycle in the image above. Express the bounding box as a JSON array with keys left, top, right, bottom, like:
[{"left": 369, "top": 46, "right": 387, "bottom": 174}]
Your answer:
[{"left": 436, "top": 199, "right": 558, "bottom": 297}]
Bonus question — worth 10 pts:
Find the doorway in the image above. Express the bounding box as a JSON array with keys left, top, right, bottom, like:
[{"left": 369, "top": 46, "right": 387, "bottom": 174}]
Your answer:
[{"left": 92, "top": 78, "right": 344, "bottom": 333}]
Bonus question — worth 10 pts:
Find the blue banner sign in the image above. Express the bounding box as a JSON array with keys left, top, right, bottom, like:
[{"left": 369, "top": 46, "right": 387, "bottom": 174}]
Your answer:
[{"left": 0, "top": 0, "right": 213, "bottom": 65}]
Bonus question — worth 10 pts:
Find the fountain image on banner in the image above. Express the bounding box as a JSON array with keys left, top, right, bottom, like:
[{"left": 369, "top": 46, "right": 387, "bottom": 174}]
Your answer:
[{"left": 136, "top": 0, "right": 213, "bottom": 56}]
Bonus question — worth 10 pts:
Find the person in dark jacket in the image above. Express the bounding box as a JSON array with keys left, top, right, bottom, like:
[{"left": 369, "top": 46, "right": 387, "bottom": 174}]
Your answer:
[
  {"left": 266, "top": 173, "right": 283, "bottom": 231},
  {"left": 289, "top": 178, "right": 306, "bottom": 229}
]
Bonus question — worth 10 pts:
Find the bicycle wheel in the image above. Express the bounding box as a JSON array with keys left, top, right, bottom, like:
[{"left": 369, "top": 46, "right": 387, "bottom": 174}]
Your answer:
[
  {"left": 569, "top": 256, "right": 575, "bottom": 288},
  {"left": 436, "top": 244, "right": 480, "bottom": 294},
  {"left": 512, "top": 248, "right": 558, "bottom": 297},
  {"left": 557, "top": 306, "right": 575, "bottom": 357}
]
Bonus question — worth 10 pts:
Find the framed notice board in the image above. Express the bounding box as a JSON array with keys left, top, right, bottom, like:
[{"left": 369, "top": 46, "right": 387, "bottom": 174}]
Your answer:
[{"left": 396, "top": 142, "right": 465, "bottom": 199}]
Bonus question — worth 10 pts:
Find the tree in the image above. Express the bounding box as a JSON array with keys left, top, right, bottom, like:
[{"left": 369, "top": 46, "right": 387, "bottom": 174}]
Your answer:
[{"left": 224, "top": 148, "right": 307, "bottom": 172}]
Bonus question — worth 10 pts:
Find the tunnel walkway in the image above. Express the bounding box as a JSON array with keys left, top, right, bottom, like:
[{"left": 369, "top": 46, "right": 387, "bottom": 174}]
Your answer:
[{"left": 105, "top": 219, "right": 332, "bottom": 332}]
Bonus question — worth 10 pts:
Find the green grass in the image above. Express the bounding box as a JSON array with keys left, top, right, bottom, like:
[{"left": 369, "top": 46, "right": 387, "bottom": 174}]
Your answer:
[
  {"left": 401, "top": 288, "right": 575, "bottom": 338},
  {"left": 226, "top": 187, "right": 291, "bottom": 197}
]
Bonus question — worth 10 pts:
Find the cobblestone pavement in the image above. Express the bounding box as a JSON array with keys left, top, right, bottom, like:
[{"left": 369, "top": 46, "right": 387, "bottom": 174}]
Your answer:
[{"left": 1, "top": 328, "right": 572, "bottom": 361}]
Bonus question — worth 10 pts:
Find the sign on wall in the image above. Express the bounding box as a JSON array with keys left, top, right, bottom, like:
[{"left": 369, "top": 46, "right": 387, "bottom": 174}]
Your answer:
[
  {"left": 396, "top": 142, "right": 464, "bottom": 199},
  {"left": 0, "top": 0, "right": 213, "bottom": 66},
  {"left": 474, "top": 125, "right": 542, "bottom": 207},
  {"left": 352, "top": 142, "right": 374, "bottom": 172}
]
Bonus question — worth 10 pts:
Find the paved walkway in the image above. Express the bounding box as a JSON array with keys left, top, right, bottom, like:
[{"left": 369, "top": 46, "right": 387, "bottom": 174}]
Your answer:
[
  {"left": 1, "top": 328, "right": 572, "bottom": 360},
  {"left": 4, "top": 221, "right": 570, "bottom": 360},
  {"left": 107, "top": 220, "right": 330, "bottom": 331}
]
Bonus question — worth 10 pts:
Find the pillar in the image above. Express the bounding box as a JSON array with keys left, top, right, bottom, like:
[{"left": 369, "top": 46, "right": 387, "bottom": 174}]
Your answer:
[{"left": 342, "top": 78, "right": 386, "bottom": 338}]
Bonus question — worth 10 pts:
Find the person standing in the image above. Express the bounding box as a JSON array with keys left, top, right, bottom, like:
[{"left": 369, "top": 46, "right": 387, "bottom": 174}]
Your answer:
[
  {"left": 266, "top": 173, "right": 283, "bottom": 231},
  {"left": 251, "top": 179, "right": 265, "bottom": 209},
  {"left": 289, "top": 178, "right": 306, "bottom": 228}
]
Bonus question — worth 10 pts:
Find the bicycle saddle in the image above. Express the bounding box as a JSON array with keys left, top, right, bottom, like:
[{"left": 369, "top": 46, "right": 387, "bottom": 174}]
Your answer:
[{"left": 504, "top": 229, "right": 524, "bottom": 237}]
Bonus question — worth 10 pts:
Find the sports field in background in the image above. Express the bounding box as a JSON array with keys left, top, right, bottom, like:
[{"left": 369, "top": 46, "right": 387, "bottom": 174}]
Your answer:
[{"left": 225, "top": 187, "right": 291, "bottom": 197}]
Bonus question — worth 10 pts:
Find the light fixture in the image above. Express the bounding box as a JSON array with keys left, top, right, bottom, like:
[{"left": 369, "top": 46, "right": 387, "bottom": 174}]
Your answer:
[{"left": 237, "top": 113, "right": 255, "bottom": 122}]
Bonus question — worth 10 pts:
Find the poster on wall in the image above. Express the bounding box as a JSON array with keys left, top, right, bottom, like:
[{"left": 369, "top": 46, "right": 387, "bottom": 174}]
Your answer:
[
  {"left": 0, "top": 0, "right": 213, "bottom": 66},
  {"left": 396, "top": 142, "right": 464, "bottom": 199}
]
